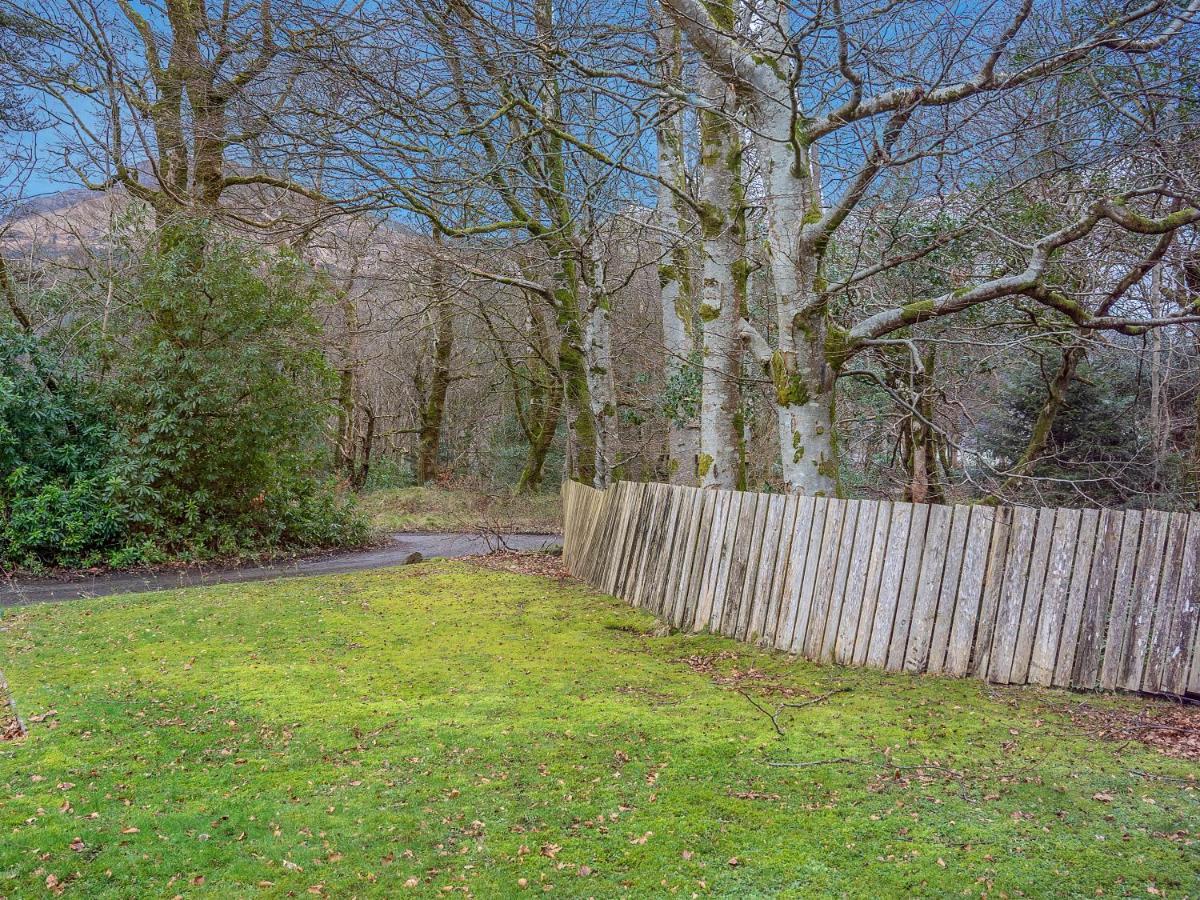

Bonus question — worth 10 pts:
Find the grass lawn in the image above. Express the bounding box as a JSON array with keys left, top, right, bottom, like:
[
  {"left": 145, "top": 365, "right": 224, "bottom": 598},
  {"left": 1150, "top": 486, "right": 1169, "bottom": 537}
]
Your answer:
[
  {"left": 0, "top": 563, "right": 1196, "bottom": 898},
  {"left": 360, "top": 486, "right": 560, "bottom": 534}
]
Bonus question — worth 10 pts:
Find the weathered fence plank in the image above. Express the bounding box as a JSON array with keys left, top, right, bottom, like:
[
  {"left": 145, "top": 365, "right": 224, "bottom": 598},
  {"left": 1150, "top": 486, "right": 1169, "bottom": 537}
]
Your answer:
[
  {"left": 925, "top": 504, "right": 971, "bottom": 675},
  {"left": 971, "top": 506, "right": 1012, "bottom": 680},
  {"left": 1118, "top": 510, "right": 1171, "bottom": 692},
  {"left": 1099, "top": 511, "right": 1145, "bottom": 690},
  {"left": 1009, "top": 507, "right": 1057, "bottom": 684},
  {"left": 746, "top": 495, "right": 787, "bottom": 644},
  {"left": 805, "top": 499, "right": 855, "bottom": 660},
  {"left": 783, "top": 497, "right": 830, "bottom": 652},
  {"left": 720, "top": 492, "right": 761, "bottom": 636},
  {"left": 988, "top": 506, "right": 1038, "bottom": 684},
  {"left": 1051, "top": 509, "right": 1098, "bottom": 687},
  {"left": 1141, "top": 512, "right": 1190, "bottom": 694},
  {"left": 866, "top": 502, "right": 912, "bottom": 668},
  {"left": 693, "top": 490, "right": 730, "bottom": 631},
  {"left": 1153, "top": 514, "right": 1200, "bottom": 695},
  {"left": 772, "top": 496, "right": 816, "bottom": 650},
  {"left": 1028, "top": 508, "right": 1081, "bottom": 686},
  {"left": 887, "top": 503, "right": 930, "bottom": 672},
  {"left": 944, "top": 506, "right": 995, "bottom": 677},
  {"left": 681, "top": 489, "right": 715, "bottom": 628},
  {"left": 761, "top": 496, "right": 801, "bottom": 647},
  {"left": 851, "top": 503, "right": 893, "bottom": 667},
  {"left": 903, "top": 503, "right": 952, "bottom": 673},
  {"left": 833, "top": 500, "right": 879, "bottom": 665}
]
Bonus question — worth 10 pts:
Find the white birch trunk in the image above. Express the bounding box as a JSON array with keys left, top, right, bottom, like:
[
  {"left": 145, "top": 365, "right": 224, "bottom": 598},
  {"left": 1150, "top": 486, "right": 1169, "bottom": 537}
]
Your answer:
[
  {"left": 653, "top": 17, "right": 700, "bottom": 483},
  {"left": 695, "top": 61, "right": 744, "bottom": 490},
  {"left": 745, "top": 19, "right": 839, "bottom": 496},
  {"left": 583, "top": 255, "right": 621, "bottom": 487}
]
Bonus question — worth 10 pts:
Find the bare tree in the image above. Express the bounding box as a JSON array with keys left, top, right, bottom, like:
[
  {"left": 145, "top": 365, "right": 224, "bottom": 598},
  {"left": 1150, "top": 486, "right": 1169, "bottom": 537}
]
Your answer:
[{"left": 661, "top": 0, "right": 1200, "bottom": 494}]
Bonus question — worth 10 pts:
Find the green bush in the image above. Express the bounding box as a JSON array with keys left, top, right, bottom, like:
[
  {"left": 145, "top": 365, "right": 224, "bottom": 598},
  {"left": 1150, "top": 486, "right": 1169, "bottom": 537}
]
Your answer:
[
  {"left": 103, "top": 223, "right": 365, "bottom": 557},
  {"left": 0, "top": 327, "right": 136, "bottom": 568},
  {"left": 1, "top": 221, "right": 366, "bottom": 570}
]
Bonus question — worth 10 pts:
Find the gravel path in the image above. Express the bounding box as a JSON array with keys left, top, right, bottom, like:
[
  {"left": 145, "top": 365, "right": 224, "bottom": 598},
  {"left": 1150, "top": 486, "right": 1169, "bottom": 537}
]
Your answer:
[{"left": 0, "top": 532, "right": 562, "bottom": 606}]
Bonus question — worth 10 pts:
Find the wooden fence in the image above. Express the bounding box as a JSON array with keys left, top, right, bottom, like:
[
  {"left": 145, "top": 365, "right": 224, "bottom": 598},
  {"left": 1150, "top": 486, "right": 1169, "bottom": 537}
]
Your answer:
[{"left": 562, "top": 480, "right": 1200, "bottom": 697}]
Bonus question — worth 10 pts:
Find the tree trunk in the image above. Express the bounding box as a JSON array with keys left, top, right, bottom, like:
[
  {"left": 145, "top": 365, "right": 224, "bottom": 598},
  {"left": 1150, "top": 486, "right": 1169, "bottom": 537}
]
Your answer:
[
  {"left": 516, "top": 373, "right": 561, "bottom": 493},
  {"left": 749, "top": 59, "right": 839, "bottom": 496},
  {"left": 653, "top": 15, "right": 700, "bottom": 483},
  {"left": 417, "top": 256, "right": 455, "bottom": 484},
  {"left": 552, "top": 267, "right": 597, "bottom": 487},
  {"left": 695, "top": 62, "right": 745, "bottom": 489},
  {"left": 0, "top": 255, "right": 32, "bottom": 332},
  {"left": 663, "top": 0, "right": 840, "bottom": 496},
  {"left": 901, "top": 347, "right": 944, "bottom": 504},
  {"left": 987, "top": 342, "right": 1084, "bottom": 502},
  {"left": 582, "top": 251, "right": 621, "bottom": 487},
  {"left": 334, "top": 290, "right": 359, "bottom": 476},
  {"left": 1148, "top": 266, "right": 1167, "bottom": 481},
  {"left": 352, "top": 407, "right": 376, "bottom": 489}
]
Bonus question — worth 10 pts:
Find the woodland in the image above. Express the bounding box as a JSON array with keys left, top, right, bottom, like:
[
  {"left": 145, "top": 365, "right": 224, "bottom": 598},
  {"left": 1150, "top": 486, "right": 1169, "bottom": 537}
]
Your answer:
[{"left": 0, "top": 0, "right": 1198, "bottom": 567}]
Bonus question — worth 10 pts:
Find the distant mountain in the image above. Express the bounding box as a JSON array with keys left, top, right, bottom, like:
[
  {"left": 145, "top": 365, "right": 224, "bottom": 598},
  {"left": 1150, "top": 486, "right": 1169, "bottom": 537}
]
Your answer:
[
  {"left": 0, "top": 179, "right": 433, "bottom": 292},
  {"left": 6, "top": 187, "right": 97, "bottom": 221}
]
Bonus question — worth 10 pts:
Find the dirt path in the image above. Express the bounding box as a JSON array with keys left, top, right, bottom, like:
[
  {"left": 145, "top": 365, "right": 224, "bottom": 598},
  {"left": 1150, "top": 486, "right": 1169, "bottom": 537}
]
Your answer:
[{"left": 0, "top": 532, "right": 561, "bottom": 606}]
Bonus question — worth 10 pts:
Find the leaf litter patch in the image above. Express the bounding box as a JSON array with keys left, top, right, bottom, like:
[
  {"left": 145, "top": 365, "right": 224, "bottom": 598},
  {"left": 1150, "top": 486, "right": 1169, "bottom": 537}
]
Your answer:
[
  {"left": 1064, "top": 700, "right": 1200, "bottom": 761},
  {"left": 1, "top": 670, "right": 25, "bottom": 741}
]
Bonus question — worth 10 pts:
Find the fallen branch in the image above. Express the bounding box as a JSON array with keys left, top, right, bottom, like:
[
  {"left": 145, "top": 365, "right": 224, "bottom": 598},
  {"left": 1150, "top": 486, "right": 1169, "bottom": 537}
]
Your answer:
[
  {"left": 763, "top": 756, "right": 866, "bottom": 768},
  {"left": 1129, "top": 769, "right": 1197, "bottom": 784},
  {"left": 737, "top": 687, "right": 850, "bottom": 737}
]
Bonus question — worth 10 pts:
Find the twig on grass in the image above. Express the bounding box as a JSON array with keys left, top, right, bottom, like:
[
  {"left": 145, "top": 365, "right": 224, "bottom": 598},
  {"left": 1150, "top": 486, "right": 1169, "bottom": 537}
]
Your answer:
[
  {"left": 763, "top": 756, "right": 866, "bottom": 768},
  {"left": 737, "top": 687, "right": 850, "bottom": 737},
  {"left": 1129, "top": 769, "right": 1197, "bottom": 784}
]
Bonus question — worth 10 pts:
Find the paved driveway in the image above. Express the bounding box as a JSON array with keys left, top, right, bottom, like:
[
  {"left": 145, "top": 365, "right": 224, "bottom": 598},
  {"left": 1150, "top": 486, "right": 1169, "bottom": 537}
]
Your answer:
[{"left": 0, "top": 532, "right": 561, "bottom": 606}]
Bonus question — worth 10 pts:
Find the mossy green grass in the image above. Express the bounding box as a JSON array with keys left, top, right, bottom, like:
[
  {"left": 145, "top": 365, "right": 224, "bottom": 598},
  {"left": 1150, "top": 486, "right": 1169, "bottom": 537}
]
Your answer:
[{"left": 0, "top": 563, "right": 1195, "bottom": 897}]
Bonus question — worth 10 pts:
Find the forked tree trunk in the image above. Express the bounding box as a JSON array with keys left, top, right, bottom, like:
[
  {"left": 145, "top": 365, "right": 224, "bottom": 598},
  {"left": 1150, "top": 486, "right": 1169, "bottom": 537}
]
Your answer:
[
  {"left": 664, "top": 0, "right": 840, "bottom": 496},
  {"left": 747, "top": 44, "right": 839, "bottom": 496}
]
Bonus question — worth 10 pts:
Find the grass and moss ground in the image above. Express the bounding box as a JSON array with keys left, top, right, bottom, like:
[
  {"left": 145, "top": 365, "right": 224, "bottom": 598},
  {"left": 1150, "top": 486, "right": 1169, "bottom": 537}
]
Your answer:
[
  {"left": 0, "top": 563, "right": 1196, "bottom": 898},
  {"left": 360, "top": 486, "right": 560, "bottom": 535}
]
